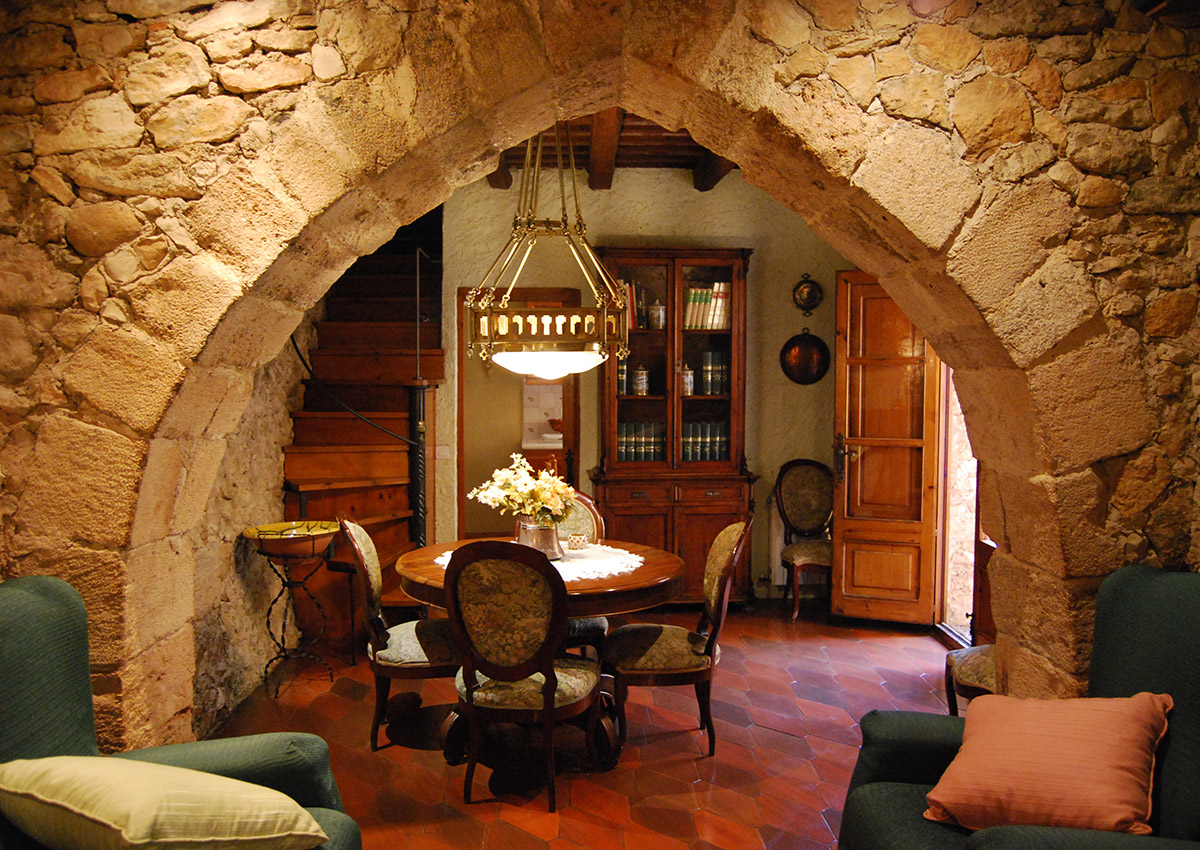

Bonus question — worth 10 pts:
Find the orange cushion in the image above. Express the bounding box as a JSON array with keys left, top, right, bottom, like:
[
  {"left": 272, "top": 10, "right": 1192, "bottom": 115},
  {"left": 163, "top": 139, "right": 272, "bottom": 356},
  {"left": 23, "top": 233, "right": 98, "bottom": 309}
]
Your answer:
[{"left": 925, "top": 692, "right": 1173, "bottom": 834}]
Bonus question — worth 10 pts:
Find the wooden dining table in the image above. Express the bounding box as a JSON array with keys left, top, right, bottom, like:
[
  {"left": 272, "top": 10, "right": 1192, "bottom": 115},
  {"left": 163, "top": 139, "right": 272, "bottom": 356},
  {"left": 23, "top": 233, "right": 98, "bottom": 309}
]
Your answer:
[{"left": 395, "top": 537, "right": 685, "bottom": 618}]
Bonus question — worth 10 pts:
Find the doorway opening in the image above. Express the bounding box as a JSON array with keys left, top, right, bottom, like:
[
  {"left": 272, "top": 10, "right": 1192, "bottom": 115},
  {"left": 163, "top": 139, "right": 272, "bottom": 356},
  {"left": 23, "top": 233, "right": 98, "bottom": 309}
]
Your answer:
[{"left": 938, "top": 366, "right": 977, "bottom": 646}]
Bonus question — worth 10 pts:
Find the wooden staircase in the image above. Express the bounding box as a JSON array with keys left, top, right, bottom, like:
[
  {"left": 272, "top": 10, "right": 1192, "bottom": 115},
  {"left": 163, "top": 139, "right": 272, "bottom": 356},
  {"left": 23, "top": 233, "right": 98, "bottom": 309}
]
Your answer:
[{"left": 283, "top": 209, "right": 444, "bottom": 649}]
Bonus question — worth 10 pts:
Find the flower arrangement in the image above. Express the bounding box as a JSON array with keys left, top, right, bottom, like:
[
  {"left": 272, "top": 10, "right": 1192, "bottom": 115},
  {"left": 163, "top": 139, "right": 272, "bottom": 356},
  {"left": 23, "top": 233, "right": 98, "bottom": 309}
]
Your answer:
[{"left": 468, "top": 453, "right": 575, "bottom": 526}]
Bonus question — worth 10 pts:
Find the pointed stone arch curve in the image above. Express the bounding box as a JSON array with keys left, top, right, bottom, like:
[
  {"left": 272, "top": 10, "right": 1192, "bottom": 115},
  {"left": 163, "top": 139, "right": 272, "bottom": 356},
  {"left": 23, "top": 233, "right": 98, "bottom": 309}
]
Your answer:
[{"left": 22, "top": 4, "right": 1170, "bottom": 746}]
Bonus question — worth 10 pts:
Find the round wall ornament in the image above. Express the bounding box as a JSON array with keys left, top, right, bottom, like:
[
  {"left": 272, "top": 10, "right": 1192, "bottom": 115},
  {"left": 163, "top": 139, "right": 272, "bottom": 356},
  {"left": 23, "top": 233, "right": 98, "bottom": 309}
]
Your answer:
[
  {"left": 779, "top": 329, "right": 830, "bottom": 385},
  {"left": 792, "top": 274, "right": 823, "bottom": 316}
]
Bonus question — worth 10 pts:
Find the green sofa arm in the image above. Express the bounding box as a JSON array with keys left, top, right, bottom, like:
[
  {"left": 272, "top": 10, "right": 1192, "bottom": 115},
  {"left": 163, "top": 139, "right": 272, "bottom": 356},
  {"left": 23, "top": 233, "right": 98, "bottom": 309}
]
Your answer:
[
  {"left": 113, "top": 732, "right": 345, "bottom": 812},
  {"left": 968, "top": 826, "right": 1200, "bottom": 850},
  {"left": 848, "top": 710, "right": 965, "bottom": 793}
]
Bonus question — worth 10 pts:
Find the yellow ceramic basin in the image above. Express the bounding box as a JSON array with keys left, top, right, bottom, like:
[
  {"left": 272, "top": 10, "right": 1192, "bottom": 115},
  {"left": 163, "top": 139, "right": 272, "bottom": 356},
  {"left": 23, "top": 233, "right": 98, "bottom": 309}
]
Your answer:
[{"left": 242, "top": 520, "right": 340, "bottom": 559}]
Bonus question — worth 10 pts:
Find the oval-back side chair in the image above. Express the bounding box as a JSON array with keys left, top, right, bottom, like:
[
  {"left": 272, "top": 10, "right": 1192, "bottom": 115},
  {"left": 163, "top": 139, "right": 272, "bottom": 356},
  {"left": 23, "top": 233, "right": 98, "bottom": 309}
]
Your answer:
[
  {"left": 338, "top": 519, "right": 460, "bottom": 751},
  {"left": 510, "top": 491, "right": 610, "bottom": 657},
  {"left": 774, "top": 459, "right": 834, "bottom": 620},
  {"left": 600, "top": 518, "right": 752, "bottom": 756},
  {"left": 444, "top": 540, "right": 603, "bottom": 812}
]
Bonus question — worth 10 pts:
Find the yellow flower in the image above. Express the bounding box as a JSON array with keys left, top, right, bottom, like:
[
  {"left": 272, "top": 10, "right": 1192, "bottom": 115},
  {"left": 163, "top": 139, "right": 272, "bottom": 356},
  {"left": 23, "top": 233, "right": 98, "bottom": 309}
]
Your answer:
[{"left": 468, "top": 453, "right": 575, "bottom": 524}]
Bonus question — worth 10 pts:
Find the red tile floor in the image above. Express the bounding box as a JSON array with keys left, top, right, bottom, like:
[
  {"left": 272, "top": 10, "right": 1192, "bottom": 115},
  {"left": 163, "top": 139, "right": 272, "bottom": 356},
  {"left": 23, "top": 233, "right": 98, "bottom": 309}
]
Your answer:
[{"left": 216, "top": 603, "right": 951, "bottom": 850}]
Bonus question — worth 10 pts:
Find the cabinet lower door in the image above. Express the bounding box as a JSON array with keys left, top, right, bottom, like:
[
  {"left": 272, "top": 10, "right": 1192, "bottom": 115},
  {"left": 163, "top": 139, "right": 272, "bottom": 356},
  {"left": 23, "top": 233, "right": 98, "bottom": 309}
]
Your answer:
[
  {"left": 674, "top": 506, "right": 743, "bottom": 601},
  {"left": 605, "top": 504, "right": 670, "bottom": 553}
]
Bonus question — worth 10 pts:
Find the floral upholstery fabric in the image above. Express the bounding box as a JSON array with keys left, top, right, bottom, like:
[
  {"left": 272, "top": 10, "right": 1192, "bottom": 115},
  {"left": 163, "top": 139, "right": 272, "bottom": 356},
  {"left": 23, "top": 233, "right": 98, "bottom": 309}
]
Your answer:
[
  {"left": 557, "top": 495, "right": 601, "bottom": 543},
  {"left": 782, "top": 538, "right": 832, "bottom": 567},
  {"left": 703, "top": 521, "right": 746, "bottom": 618},
  {"left": 778, "top": 464, "right": 833, "bottom": 535},
  {"left": 456, "top": 657, "right": 600, "bottom": 709},
  {"left": 947, "top": 644, "right": 997, "bottom": 692},
  {"left": 457, "top": 559, "right": 552, "bottom": 667},
  {"left": 341, "top": 520, "right": 383, "bottom": 619},
  {"left": 370, "top": 618, "right": 458, "bottom": 668},
  {"left": 601, "top": 623, "right": 716, "bottom": 673}
]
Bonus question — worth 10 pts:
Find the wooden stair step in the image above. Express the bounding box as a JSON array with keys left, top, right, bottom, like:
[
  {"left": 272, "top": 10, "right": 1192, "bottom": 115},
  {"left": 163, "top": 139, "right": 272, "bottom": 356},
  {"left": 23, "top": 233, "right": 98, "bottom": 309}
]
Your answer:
[
  {"left": 284, "top": 478, "right": 412, "bottom": 520},
  {"left": 315, "top": 321, "right": 440, "bottom": 350},
  {"left": 292, "top": 410, "right": 412, "bottom": 445},
  {"left": 284, "top": 444, "right": 410, "bottom": 480},
  {"left": 324, "top": 296, "right": 440, "bottom": 322},
  {"left": 302, "top": 382, "right": 433, "bottom": 412},
  {"left": 307, "top": 349, "right": 446, "bottom": 382}
]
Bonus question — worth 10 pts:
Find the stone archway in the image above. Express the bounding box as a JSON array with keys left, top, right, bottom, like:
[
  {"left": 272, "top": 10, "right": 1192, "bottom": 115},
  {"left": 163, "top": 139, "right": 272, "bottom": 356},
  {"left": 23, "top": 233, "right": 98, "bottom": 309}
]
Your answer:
[{"left": 2, "top": 1, "right": 1196, "bottom": 746}]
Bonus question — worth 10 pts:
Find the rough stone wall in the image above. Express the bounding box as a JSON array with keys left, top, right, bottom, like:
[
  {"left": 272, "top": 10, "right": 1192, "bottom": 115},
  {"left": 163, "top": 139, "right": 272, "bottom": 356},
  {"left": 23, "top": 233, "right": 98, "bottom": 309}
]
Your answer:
[
  {"left": 189, "top": 315, "right": 315, "bottom": 740},
  {"left": 0, "top": 0, "right": 1196, "bottom": 745}
]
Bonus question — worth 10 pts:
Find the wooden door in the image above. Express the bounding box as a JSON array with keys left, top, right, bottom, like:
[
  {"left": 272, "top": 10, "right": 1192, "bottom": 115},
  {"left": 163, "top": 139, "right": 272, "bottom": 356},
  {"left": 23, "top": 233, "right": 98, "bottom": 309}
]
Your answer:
[{"left": 831, "top": 271, "right": 941, "bottom": 624}]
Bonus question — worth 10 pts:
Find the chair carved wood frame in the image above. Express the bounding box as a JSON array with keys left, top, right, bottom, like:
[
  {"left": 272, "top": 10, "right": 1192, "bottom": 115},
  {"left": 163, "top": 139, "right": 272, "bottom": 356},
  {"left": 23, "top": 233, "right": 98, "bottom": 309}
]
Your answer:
[
  {"left": 339, "top": 518, "right": 459, "bottom": 751},
  {"left": 444, "top": 540, "right": 603, "bottom": 812},
  {"left": 601, "top": 518, "right": 752, "bottom": 757},
  {"left": 774, "top": 459, "right": 834, "bottom": 620}
]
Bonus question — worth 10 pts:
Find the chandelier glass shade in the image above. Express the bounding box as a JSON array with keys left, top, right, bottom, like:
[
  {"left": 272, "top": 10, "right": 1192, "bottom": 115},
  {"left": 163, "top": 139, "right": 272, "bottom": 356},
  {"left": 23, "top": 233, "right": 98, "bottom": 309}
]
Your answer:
[{"left": 465, "top": 121, "right": 629, "bottom": 379}]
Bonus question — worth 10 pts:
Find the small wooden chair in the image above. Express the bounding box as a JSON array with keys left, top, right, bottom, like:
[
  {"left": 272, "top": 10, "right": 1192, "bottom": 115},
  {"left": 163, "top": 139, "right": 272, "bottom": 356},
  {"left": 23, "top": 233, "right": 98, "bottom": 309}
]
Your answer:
[
  {"left": 600, "top": 519, "right": 752, "bottom": 756},
  {"left": 444, "top": 540, "right": 603, "bottom": 811},
  {"left": 774, "top": 459, "right": 834, "bottom": 620},
  {"left": 338, "top": 519, "right": 460, "bottom": 750}
]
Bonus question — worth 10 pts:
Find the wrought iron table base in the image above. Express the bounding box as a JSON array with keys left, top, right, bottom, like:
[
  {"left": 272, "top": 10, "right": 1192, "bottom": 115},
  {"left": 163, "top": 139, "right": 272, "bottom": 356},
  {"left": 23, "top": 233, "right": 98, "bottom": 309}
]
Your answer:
[{"left": 261, "top": 554, "right": 335, "bottom": 696}]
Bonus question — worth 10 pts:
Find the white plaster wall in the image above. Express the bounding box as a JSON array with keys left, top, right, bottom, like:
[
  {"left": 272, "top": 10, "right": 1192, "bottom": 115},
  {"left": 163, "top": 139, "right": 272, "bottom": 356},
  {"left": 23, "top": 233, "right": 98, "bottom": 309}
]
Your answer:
[{"left": 439, "top": 169, "right": 849, "bottom": 594}]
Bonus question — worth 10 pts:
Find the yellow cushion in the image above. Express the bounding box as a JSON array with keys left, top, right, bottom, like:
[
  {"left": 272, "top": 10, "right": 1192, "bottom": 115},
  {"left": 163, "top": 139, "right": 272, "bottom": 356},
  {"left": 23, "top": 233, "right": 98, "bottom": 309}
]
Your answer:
[
  {"left": 602, "top": 623, "right": 714, "bottom": 673},
  {"left": 0, "top": 756, "right": 328, "bottom": 850},
  {"left": 925, "top": 692, "right": 1173, "bottom": 834}
]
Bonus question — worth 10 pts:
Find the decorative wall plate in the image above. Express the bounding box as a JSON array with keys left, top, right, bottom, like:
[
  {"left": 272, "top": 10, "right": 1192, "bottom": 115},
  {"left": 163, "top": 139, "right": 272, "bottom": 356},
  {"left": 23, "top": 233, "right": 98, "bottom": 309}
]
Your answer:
[
  {"left": 779, "top": 329, "right": 830, "bottom": 385},
  {"left": 792, "top": 274, "right": 823, "bottom": 316}
]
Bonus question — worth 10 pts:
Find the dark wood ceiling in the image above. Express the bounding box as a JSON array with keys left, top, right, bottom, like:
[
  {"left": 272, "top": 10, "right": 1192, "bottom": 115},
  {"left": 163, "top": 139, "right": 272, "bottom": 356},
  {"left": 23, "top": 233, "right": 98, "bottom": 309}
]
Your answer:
[{"left": 486, "top": 108, "right": 735, "bottom": 192}]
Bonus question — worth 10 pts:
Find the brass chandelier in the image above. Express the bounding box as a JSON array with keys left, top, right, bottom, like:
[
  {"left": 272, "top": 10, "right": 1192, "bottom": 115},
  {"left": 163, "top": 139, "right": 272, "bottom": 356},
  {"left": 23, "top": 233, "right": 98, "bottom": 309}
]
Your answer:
[{"left": 465, "top": 120, "right": 629, "bottom": 380}]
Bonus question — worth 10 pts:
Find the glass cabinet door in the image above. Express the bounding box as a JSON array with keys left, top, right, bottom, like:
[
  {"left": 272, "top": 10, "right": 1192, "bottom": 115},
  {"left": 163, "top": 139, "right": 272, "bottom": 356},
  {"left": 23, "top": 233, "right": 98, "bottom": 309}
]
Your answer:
[
  {"left": 678, "top": 261, "right": 734, "bottom": 465},
  {"left": 611, "top": 258, "right": 669, "bottom": 465}
]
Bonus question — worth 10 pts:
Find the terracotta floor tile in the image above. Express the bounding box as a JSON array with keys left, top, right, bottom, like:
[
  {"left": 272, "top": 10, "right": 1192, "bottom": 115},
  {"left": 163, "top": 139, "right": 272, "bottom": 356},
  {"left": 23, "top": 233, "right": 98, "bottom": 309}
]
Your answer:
[{"left": 215, "top": 604, "right": 948, "bottom": 850}]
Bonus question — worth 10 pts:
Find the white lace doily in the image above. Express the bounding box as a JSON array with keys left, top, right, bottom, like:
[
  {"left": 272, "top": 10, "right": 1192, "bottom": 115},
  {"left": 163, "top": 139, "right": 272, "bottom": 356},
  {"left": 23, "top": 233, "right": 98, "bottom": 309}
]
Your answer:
[{"left": 432, "top": 543, "right": 643, "bottom": 580}]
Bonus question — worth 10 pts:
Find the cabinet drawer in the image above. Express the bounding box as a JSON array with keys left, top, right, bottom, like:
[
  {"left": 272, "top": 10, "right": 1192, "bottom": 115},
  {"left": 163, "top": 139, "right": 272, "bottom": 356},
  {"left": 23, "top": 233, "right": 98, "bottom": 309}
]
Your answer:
[
  {"left": 603, "top": 484, "right": 673, "bottom": 505},
  {"left": 674, "top": 483, "right": 745, "bottom": 503}
]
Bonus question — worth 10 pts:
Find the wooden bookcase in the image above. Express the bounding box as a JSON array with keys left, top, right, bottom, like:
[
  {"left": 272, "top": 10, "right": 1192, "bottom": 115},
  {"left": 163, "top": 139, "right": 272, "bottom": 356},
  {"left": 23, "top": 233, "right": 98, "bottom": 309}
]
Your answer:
[{"left": 591, "top": 247, "right": 756, "bottom": 603}]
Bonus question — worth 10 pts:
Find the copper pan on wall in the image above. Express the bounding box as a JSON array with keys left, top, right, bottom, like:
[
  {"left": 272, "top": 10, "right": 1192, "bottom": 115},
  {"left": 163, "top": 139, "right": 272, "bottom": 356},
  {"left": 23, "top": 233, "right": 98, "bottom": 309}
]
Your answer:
[{"left": 779, "top": 329, "right": 830, "bottom": 385}]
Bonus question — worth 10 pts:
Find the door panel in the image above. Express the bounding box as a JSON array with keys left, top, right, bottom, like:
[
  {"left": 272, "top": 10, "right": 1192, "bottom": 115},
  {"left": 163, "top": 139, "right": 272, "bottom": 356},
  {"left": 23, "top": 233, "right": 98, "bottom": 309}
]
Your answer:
[
  {"left": 850, "top": 364, "right": 925, "bottom": 438},
  {"left": 605, "top": 506, "right": 670, "bottom": 553},
  {"left": 676, "top": 506, "right": 743, "bottom": 600},
  {"left": 833, "top": 271, "right": 940, "bottom": 624}
]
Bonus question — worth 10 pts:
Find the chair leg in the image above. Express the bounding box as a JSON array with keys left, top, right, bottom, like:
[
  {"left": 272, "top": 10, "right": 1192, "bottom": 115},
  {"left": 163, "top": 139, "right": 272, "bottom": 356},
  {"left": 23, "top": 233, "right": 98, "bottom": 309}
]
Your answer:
[
  {"left": 695, "top": 679, "right": 716, "bottom": 756},
  {"left": 463, "top": 709, "right": 483, "bottom": 804},
  {"left": 944, "top": 664, "right": 959, "bottom": 717},
  {"left": 543, "top": 711, "right": 557, "bottom": 812},
  {"left": 614, "top": 676, "right": 629, "bottom": 745},
  {"left": 790, "top": 565, "right": 801, "bottom": 621},
  {"left": 372, "top": 675, "right": 391, "bottom": 751}
]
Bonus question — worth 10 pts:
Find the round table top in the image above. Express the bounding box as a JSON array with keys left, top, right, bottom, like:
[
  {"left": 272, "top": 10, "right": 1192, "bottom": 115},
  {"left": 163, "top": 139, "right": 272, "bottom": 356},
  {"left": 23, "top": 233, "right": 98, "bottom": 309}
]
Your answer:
[{"left": 396, "top": 538, "right": 684, "bottom": 618}]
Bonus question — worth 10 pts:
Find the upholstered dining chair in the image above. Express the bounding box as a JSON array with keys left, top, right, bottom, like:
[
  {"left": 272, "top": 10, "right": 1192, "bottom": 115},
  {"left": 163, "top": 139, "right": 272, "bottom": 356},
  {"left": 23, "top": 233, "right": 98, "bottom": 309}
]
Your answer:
[
  {"left": 562, "top": 492, "right": 609, "bottom": 656},
  {"left": 0, "top": 575, "right": 361, "bottom": 850},
  {"left": 600, "top": 518, "right": 752, "bottom": 756},
  {"left": 338, "top": 518, "right": 459, "bottom": 751},
  {"left": 444, "top": 540, "right": 603, "bottom": 812},
  {"left": 510, "top": 491, "right": 610, "bottom": 657},
  {"left": 773, "top": 459, "right": 834, "bottom": 620}
]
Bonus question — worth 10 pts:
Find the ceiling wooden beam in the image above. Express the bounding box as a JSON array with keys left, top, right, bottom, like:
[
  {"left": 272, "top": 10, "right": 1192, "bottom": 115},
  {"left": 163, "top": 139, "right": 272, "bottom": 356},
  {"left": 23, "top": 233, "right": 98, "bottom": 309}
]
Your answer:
[
  {"left": 588, "top": 107, "right": 622, "bottom": 190},
  {"left": 692, "top": 151, "right": 734, "bottom": 192}
]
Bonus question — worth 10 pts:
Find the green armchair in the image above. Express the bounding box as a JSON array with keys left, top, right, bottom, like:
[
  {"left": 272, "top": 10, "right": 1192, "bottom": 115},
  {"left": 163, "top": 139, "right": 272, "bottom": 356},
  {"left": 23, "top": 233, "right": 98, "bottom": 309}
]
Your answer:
[
  {"left": 0, "top": 575, "right": 361, "bottom": 850},
  {"left": 839, "top": 563, "right": 1200, "bottom": 850}
]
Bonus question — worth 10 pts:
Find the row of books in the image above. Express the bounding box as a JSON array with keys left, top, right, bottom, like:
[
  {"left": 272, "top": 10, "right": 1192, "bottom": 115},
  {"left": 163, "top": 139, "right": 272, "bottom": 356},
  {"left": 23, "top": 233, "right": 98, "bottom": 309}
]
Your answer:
[
  {"left": 683, "top": 421, "right": 730, "bottom": 462},
  {"left": 695, "top": 351, "right": 730, "bottom": 396},
  {"left": 616, "top": 422, "right": 666, "bottom": 462},
  {"left": 622, "top": 282, "right": 662, "bottom": 330},
  {"left": 683, "top": 282, "right": 731, "bottom": 330}
]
